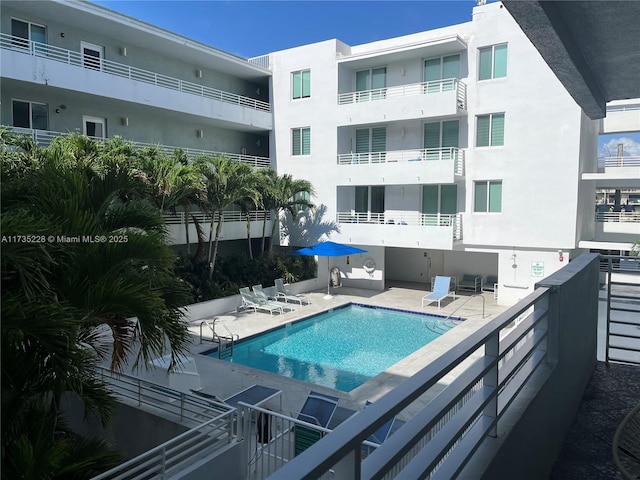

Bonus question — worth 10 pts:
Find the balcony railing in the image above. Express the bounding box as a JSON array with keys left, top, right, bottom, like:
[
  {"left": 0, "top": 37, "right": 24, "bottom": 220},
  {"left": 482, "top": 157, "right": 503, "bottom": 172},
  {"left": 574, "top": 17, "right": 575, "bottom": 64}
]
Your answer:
[
  {"left": 163, "top": 210, "right": 270, "bottom": 225},
  {"left": 247, "top": 54, "right": 271, "bottom": 69},
  {"left": 93, "top": 368, "right": 236, "bottom": 480},
  {"left": 595, "top": 211, "right": 640, "bottom": 223},
  {"left": 1, "top": 33, "right": 271, "bottom": 113},
  {"left": 337, "top": 147, "right": 464, "bottom": 174},
  {"left": 338, "top": 78, "right": 467, "bottom": 107},
  {"left": 337, "top": 212, "right": 462, "bottom": 239},
  {"left": 269, "top": 254, "right": 601, "bottom": 479},
  {"left": 5, "top": 126, "right": 271, "bottom": 168},
  {"left": 598, "top": 155, "right": 640, "bottom": 168}
]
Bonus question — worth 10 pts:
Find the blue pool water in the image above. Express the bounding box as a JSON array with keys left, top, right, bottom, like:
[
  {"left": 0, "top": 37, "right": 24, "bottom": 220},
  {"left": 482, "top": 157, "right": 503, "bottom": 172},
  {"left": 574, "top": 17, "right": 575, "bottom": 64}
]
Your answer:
[{"left": 206, "top": 304, "right": 460, "bottom": 392}]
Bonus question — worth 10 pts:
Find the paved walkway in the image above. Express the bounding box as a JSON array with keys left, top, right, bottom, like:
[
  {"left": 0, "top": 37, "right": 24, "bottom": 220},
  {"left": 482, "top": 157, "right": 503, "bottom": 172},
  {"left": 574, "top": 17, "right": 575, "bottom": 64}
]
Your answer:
[{"left": 551, "top": 361, "right": 640, "bottom": 479}]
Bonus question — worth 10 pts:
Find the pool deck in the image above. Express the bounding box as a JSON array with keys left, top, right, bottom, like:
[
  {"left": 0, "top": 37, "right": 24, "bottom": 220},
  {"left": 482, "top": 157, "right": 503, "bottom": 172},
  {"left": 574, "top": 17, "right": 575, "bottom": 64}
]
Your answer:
[{"left": 179, "top": 283, "right": 509, "bottom": 419}]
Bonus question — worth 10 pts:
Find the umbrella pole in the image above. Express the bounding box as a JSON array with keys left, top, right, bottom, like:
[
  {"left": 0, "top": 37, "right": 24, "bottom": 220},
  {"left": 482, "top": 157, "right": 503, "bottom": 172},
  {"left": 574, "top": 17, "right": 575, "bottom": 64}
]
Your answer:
[{"left": 324, "top": 257, "right": 332, "bottom": 299}]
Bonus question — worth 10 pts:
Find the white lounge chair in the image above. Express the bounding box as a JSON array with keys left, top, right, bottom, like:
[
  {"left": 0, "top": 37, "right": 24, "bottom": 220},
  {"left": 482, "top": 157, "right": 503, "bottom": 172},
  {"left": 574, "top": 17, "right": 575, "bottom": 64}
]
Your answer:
[
  {"left": 275, "top": 278, "right": 310, "bottom": 305},
  {"left": 422, "top": 276, "right": 455, "bottom": 309},
  {"left": 239, "top": 287, "right": 283, "bottom": 315},
  {"left": 252, "top": 284, "right": 295, "bottom": 312}
]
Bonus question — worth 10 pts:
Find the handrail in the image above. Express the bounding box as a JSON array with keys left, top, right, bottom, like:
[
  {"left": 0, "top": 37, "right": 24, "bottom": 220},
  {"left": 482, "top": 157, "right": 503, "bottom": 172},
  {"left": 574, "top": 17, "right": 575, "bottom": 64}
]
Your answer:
[
  {"left": 4, "top": 126, "right": 271, "bottom": 169},
  {"left": 337, "top": 147, "right": 465, "bottom": 171},
  {"left": 597, "top": 155, "right": 640, "bottom": 168},
  {"left": 338, "top": 78, "right": 466, "bottom": 105},
  {"left": 200, "top": 320, "right": 215, "bottom": 344},
  {"left": 163, "top": 210, "right": 271, "bottom": 225},
  {"left": 595, "top": 211, "right": 640, "bottom": 223},
  {"left": 1, "top": 33, "right": 271, "bottom": 113},
  {"left": 269, "top": 286, "right": 552, "bottom": 479}
]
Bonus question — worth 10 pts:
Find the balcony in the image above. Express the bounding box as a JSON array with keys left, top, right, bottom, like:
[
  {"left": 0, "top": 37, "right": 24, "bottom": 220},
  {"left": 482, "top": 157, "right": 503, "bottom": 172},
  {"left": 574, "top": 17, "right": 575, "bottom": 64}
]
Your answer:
[
  {"left": 0, "top": 34, "right": 272, "bottom": 128},
  {"left": 582, "top": 155, "right": 640, "bottom": 181},
  {"left": 335, "top": 212, "right": 462, "bottom": 248},
  {"left": 337, "top": 147, "right": 464, "bottom": 185},
  {"left": 5, "top": 126, "right": 271, "bottom": 169},
  {"left": 337, "top": 79, "right": 466, "bottom": 125},
  {"left": 593, "top": 210, "right": 640, "bottom": 241},
  {"left": 164, "top": 210, "right": 272, "bottom": 245}
]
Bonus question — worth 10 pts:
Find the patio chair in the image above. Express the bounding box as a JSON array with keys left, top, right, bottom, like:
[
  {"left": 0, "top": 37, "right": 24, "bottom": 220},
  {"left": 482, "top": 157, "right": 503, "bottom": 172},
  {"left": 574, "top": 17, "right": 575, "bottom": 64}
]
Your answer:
[
  {"left": 239, "top": 287, "right": 283, "bottom": 316},
  {"left": 295, "top": 391, "right": 339, "bottom": 456},
  {"left": 252, "top": 284, "right": 295, "bottom": 312},
  {"left": 422, "top": 276, "right": 455, "bottom": 309},
  {"left": 274, "top": 278, "right": 310, "bottom": 305}
]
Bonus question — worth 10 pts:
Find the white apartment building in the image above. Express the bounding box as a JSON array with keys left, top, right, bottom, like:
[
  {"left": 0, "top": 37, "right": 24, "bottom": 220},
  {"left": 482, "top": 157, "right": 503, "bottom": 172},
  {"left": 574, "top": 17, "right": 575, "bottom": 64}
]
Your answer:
[{"left": 2, "top": 0, "right": 638, "bottom": 306}]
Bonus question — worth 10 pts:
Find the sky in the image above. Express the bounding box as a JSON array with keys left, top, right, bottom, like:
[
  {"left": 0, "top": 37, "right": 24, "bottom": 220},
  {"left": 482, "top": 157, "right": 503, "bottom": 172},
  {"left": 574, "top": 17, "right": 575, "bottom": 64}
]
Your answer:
[
  {"left": 92, "top": 0, "right": 478, "bottom": 58},
  {"left": 92, "top": 0, "right": 640, "bottom": 154}
]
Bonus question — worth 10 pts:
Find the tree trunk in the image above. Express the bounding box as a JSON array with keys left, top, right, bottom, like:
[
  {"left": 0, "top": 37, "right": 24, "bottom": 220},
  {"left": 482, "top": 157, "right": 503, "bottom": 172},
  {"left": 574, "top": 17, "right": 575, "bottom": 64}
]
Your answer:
[
  {"left": 246, "top": 213, "right": 253, "bottom": 260},
  {"left": 206, "top": 212, "right": 215, "bottom": 264},
  {"left": 208, "top": 213, "right": 224, "bottom": 280},
  {"left": 184, "top": 203, "right": 191, "bottom": 256},
  {"left": 269, "top": 209, "right": 278, "bottom": 253},
  {"left": 261, "top": 214, "right": 268, "bottom": 255}
]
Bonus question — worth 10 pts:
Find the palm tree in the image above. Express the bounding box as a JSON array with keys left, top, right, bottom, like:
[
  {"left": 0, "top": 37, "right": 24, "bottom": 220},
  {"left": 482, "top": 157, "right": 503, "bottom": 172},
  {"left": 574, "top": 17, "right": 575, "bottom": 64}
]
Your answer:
[
  {"left": 1, "top": 133, "right": 192, "bottom": 478},
  {"left": 268, "top": 173, "right": 315, "bottom": 252},
  {"left": 237, "top": 169, "right": 264, "bottom": 259},
  {"left": 136, "top": 148, "right": 206, "bottom": 256},
  {"left": 196, "top": 155, "right": 259, "bottom": 278}
]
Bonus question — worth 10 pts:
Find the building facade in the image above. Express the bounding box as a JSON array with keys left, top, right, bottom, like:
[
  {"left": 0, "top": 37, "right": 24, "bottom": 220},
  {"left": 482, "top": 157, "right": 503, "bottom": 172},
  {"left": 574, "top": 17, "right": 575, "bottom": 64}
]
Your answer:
[{"left": 2, "top": 0, "right": 637, "bottom": 305}]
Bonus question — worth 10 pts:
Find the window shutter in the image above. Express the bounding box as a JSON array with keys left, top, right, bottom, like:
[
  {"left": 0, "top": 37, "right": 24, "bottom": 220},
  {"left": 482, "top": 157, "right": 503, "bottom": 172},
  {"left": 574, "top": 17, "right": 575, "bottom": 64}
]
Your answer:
[
  {"left": 490, "top": 114, "right": 505, "bottom": 146},
  {"left": 476, "top": 116, "right": 490, "bottom": 147},
  {"left": 493, "top": 44, "right": 508, "bottom": 78},
  {"left": 371, "top": 127, "right": 386, "bottom": 152},
  {"left": 422, "top": 185, "right": 439, "bottom": 214},
  {"left": 292, "top": 129, "right": 301, "bottom": 155},
  {"left": 355, "top": 129, "right": 370, "bottom": 153},
  {"left": 355, "top": 186, "right": 368, "bottom": 212},
  {"left": 442, "top": 121, "right": 459, "bottom": 148},
  {"left": 479, "top": 47, "right": 492, "bottom": 80},
  {"left": 371, "top": 186, "right": 385, "bottom": 213},
  {"left": 440, "top": 185, "right": 458, "bottom": 214},
  {"left": 302, "top": 128, "right": 311, "bottom": 155},
  {"left": 424, "top": 122, "right": 441, "bottom": 149}
]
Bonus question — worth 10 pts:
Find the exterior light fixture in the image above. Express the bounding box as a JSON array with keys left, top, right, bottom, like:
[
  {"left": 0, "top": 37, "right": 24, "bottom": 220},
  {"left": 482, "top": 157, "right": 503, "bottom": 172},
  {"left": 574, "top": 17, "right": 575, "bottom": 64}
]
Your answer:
[{"left": 558, "top": 250, "right": 564, "bottom": 262}]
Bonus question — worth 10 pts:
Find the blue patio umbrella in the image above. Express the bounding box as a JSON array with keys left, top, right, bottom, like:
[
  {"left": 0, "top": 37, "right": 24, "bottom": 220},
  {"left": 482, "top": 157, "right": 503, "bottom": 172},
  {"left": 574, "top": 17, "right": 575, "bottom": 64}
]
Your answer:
[{"left": 291, "top": 241, "right": 367, "bottom": 298}]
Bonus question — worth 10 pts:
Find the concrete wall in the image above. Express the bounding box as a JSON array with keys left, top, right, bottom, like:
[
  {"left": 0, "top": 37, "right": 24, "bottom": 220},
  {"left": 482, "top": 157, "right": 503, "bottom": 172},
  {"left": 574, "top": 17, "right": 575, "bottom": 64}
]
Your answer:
[{"left": 472, "top": 253, "right": 600, "bottom": 479}]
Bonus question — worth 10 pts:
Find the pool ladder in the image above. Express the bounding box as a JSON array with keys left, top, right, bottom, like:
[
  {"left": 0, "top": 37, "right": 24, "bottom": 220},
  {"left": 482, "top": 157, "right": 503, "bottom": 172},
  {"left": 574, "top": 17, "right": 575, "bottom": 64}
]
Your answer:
[{"left": 200, "top": 318, "right": 239, "bottom": 360}]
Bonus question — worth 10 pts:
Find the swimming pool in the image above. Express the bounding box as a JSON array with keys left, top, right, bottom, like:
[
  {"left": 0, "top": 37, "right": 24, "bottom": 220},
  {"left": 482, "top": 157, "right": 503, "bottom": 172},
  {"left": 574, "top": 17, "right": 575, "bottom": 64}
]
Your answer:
[{"left": 206, "top": 303, "right": 460, "bottom": 392}]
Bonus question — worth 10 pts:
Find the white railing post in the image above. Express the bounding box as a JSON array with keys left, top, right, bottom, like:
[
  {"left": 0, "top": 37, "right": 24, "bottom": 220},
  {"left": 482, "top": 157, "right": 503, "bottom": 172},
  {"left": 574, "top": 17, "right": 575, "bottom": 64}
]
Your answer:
[{"left": 484, "top": 333, "right": 499, "bottom": 438}]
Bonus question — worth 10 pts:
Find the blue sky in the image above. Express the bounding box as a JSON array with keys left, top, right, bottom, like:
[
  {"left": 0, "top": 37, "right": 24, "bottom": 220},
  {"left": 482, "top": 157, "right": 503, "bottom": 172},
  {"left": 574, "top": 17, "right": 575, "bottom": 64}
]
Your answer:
[
  {"left": 92, "top": 1, "right": 478, "bottom": 58},
  {"left": 92, "top": 1, "right": 639, "bottom": 153}
]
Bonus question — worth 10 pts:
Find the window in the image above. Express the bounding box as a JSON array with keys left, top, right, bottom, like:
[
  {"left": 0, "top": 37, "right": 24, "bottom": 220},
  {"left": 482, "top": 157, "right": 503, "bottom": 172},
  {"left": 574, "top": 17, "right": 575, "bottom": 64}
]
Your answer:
[
  {"left": 424, "top": 120, "right": 459, "bottom": 160},
  {"left": 355, "top": 127, "right": 386, "bottom": 162},
  {"left": 83, "top": 116, "right": 106, "bottom": 139},
  {"left": 355, "top": 67, "right": 386, "bottom": 101},
  {"left": 479, "top": 44, "right": 507, "bottom": 80},
  {"left": 81, "top": 42, "right": 104, "bottom": 71},
  {"left": 12, "top": 100, "right": 48, "bottom": 130},
  {"left": 476, "top": 113, "right": 505, "bottom": 147},
  {"left": 422, "top": 185, "right": 457, "bottom": 225},
  {"left": 293, "top": 191, "right": 311, "bottom": 212},
  {"left": 292, "top": 127, "right": 310, "bottom": 156},
  {"left": 11, "top": 18, "right": 46, "bottom": 48},
  {"left": 292, "top": 70, "right": 311, "bottom": 99},
  {"left": 474, "top": 181, "right": 502, "bottom": 213},
  {"left": 424, "top": 54, "right": 460, "bottom": 92},
  {"left": 354, "top": 186, "right": 385, "bottom": 222}
]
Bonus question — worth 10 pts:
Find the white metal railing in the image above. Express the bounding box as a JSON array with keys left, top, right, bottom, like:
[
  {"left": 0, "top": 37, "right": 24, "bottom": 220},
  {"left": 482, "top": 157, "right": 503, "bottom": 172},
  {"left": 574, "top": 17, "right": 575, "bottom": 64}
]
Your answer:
[
  {"left": 92, "top": 368, "right": 236, "bottom": 480},
  {"left": 4, "top": 126, "right": 271, "bottom": 168},
  {"left": 336, "top": 212, "right": 462, "bottom": 239},
  {"left": 1, "top": 33, "right": 271, "bottom": 113},
  {"left": 595, "top": 211, "right": 640, "bottom": 223},
  {"left": 247, "top": 54, "right": 271, "bottom": 69},
  {"left": 337, "top": 147, "right": 464, "bottom": 174},
  {"left": 606, "top": 104, "right": 640, "bottom": 113},
  {"left": 269, "top": 286, "right": 553, "bottom": 479},
  {"left": 597, "top": 155, "right": 640, "bottom": 168},
  {"left": 163, "top": 210, "right": 271, "bottom": 225},
  {"left": 337, "top": 78, "right": 466, "bottom": 106}
]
